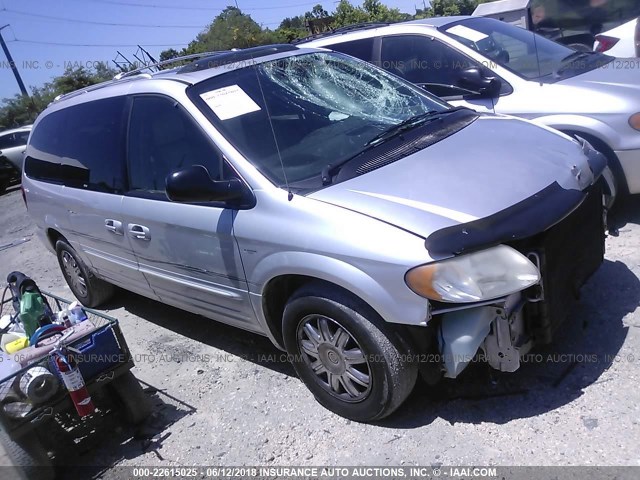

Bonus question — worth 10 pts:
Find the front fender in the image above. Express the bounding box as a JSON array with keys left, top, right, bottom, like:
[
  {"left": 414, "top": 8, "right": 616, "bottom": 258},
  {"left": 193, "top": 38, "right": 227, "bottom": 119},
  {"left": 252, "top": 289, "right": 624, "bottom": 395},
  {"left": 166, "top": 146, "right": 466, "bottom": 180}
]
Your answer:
[
  {"left": 250, "top": 251, "right": 429, "bottom": 329},
  {"left": 530, "top": 114, "right": 620, "bottom": 149}
]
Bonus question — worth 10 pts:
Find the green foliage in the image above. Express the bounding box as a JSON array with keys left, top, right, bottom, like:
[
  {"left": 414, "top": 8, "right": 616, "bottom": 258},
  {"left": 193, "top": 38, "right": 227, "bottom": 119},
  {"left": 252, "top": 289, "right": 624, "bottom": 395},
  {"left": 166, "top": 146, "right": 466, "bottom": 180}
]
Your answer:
[{"left": 416, "top": 0, "right": 479, "bottom": 18}]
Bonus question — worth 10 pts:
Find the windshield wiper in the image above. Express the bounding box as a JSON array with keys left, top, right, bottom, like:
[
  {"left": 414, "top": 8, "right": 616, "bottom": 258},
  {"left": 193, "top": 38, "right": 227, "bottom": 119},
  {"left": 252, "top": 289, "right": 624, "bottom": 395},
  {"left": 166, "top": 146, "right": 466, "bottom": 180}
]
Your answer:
[
  {"left": 320, "top": 106, "right": 471, "bottom": 185},
  {"left": 365, "top": 106, "right": 470, "bottom": 148},
  {"left": 554, "top": 51, "right": 597, "bottom": 75}
]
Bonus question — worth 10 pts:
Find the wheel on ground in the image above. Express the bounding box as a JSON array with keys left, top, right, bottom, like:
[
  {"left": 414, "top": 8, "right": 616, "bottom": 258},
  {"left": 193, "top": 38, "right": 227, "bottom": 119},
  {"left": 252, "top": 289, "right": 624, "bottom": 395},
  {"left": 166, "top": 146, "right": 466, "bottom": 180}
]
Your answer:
[
  {"left": 0, "top": 428, "right": 54, "bottom": 480},
  {"left": 108, "top": 371, "right": 152, "bottom": 424},
  {"left": 55, "top": 239, "right": 114, "bottom": 308},
  {"left": 0, "top": 180, "right": 7, "bottom": 195},
  {"left": 601, "top": 165, "right": 617, "bottom": 210},
  {"left": 282, "top": 283, "right": 417, "bottom": 422}
]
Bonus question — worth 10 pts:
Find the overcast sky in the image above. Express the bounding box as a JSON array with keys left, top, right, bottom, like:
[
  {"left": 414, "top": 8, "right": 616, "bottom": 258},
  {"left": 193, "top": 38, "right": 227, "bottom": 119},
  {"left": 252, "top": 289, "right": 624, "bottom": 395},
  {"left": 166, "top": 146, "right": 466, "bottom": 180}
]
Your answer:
[{"left": 0, "top": 0, "right": 429, "bottom": 99}]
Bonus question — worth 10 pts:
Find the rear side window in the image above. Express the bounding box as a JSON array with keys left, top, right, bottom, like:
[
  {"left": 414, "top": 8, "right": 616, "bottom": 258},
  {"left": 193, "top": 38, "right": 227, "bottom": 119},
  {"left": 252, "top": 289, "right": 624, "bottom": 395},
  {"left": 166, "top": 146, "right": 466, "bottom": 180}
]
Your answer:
[
  {"left": 328, "top": 38, "right": 375, "bottom": 62},
  {"left": 25, "top": 97, "right": 127, "bottom": 193}
]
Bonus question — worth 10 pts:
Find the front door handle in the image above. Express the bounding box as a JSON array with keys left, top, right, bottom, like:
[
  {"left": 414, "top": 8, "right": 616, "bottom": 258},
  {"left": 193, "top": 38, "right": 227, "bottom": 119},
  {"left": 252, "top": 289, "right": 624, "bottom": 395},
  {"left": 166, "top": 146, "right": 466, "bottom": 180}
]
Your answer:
[
  {"left": 127, "top": 224, "right": 151, "bottom": 241},
  {"left": 104, "top": 219, "right": 123, "bottom": 235}
]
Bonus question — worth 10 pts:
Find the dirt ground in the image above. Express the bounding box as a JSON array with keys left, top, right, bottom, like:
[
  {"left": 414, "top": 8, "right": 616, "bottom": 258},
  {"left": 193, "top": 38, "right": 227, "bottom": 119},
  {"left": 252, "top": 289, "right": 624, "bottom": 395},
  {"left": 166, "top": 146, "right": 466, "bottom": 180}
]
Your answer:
[{"left": 1, "top": 183, "right": 640, "bottom": 477}]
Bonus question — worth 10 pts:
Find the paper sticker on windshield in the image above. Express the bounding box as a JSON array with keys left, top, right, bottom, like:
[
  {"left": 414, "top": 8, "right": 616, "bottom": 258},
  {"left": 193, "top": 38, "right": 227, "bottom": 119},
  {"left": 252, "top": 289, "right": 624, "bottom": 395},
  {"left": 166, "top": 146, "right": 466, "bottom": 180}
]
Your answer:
[
  {"left": 200, "top": 85, "right": 260, "bottom": 120},
  {"left": 445, "top": 25, "right": 488, "bottom": 43}
]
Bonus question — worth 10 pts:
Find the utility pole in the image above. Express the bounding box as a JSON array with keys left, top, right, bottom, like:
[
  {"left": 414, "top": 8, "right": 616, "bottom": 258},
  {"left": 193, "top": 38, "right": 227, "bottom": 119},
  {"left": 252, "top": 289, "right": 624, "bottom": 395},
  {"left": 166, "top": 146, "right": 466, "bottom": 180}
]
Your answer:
[{"left": 0, "top": 25, "right": 29, "bottom": 97}]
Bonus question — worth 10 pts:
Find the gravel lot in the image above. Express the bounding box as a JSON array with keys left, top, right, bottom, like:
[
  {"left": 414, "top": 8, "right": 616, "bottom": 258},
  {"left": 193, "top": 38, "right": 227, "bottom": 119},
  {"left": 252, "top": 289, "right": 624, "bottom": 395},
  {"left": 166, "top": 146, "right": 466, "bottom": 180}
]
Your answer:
[{"left": 0, "top": 184, "right": 639, "bottom": 477}]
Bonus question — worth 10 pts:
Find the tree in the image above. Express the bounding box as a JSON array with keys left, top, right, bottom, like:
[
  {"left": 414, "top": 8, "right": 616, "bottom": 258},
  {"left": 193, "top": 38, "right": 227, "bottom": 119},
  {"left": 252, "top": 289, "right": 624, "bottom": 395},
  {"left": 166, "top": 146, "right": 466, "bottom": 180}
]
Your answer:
[
  {"left": 305, "top": 4, "right": 329, "bottom": 19},
  {"left": 416, "top": 0, "right": 479, "bottom": 18},
  {"left": 332, "top": 0, "right": 410, "bottom": 28}
]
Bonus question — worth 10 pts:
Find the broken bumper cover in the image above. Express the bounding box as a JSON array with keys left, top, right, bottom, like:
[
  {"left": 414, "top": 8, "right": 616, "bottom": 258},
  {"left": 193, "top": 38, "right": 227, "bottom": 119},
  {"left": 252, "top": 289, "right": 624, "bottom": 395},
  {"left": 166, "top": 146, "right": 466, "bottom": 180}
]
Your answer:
[{"left": 433, "top": 184, "right": 604, "bottom": 378}]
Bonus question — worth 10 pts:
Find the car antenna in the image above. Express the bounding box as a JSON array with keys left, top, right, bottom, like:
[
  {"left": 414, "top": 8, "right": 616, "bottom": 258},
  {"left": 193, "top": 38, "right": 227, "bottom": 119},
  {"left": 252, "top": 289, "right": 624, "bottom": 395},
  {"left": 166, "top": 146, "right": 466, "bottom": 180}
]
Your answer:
[
  {"left": 532, "top": 29, "right": 543, "bottom": 85},
  {"left": 251, "top": 55, "right": 294, "bottom": 201}
]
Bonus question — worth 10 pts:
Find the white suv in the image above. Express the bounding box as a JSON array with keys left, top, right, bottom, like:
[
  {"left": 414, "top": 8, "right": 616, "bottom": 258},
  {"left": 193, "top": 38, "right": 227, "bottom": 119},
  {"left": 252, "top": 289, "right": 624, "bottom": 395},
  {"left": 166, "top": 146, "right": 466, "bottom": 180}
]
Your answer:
[{"left": 300, "top": 16, "right": 640, "bottom": 198}]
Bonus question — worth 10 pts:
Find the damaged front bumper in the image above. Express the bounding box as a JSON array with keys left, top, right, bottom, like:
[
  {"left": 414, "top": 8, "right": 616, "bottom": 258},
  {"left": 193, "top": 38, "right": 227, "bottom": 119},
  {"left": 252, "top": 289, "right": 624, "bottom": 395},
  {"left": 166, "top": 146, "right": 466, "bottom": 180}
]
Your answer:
[{"left": 431, "top": 183, "right": 605, "bottom": 379}]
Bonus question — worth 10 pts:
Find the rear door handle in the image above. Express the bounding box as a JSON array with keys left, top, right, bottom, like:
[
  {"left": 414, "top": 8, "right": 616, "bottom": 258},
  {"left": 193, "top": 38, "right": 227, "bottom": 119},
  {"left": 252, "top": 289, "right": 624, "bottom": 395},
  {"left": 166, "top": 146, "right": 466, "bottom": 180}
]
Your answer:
[
  {"left": 127, "top": 224, "right": 151, "bottom": 241},
  {"left": 104, "top": 219, "right": 123, "bottom": 235}
]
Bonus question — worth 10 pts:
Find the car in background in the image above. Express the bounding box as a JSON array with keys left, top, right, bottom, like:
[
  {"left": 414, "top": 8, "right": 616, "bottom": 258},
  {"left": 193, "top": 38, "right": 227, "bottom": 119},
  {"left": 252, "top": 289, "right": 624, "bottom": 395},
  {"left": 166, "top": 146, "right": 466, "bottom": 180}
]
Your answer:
[
  {"left": 594, "top": 16, "right": 640, "bottom": 57},
  {"left": 473, "top": 0, "right": 640, "bottom": 51},
  {"left": 0, "top": 126, "right": 30, "bottom": 194},
  {"left": 23, "top": 45, "right": 606, "bottom": 421},
  {"left": 299, "top": 16, "right": 639, "bottom": 203},
  {"left": 0, "top": 126, "right": 31, "bottom": 170}
]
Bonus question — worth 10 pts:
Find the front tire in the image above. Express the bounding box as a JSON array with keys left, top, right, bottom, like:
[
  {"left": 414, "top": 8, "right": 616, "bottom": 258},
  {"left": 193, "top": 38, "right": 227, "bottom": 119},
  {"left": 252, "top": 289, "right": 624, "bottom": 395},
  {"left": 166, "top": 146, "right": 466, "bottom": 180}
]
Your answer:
[
  {"left": 282, "top": 284, "right": 417, "bottom": 422},
  {"left": 55, "top": 239, "right": 114, "bottom": 308}
]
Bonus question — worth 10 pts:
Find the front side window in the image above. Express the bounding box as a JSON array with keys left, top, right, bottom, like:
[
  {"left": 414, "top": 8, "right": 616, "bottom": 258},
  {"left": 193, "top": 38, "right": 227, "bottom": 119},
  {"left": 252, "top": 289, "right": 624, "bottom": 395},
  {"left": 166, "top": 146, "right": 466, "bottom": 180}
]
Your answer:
[
  {"left": 26, "top": 97, "right": 127, "bottom": 192},
  {"left": 441, "top": 17, "right": 613, "bottom": 82},
  {"left": 127, "top": 96, "right": 225, "bottom": 195},
  {"left": 329, "top": 38, "right": 375, "bottom": 62},
  {"left": 0, "top": 131, "right": 29, "bottom": 150},
  {"left": 188, "top": 52, "right": 449, "bottom": 188},
  {"left": 379, "top": 35, "right": 486, "bottom": 97}
]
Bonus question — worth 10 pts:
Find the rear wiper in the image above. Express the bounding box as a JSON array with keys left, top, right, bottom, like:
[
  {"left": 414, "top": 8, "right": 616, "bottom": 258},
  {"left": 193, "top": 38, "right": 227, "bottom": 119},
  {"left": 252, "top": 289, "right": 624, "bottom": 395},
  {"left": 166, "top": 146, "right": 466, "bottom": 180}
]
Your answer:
[{"left": 320, "top": 106, "right": 471, "bottom": 185}]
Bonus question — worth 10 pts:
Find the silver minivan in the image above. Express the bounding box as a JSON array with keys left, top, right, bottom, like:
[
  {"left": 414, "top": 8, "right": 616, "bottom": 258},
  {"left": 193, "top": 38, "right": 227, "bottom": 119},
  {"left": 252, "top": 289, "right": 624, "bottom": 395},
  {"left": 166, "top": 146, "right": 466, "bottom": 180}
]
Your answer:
[{"left": 23, "top": 46, "right": 606, "bottom": 421}]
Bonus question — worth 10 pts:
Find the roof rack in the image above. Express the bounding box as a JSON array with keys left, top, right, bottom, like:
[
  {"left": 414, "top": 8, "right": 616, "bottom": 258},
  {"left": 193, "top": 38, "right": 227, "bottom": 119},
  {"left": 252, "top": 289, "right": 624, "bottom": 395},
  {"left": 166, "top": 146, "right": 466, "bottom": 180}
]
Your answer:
[
  {"left": 292, "top": 22, "right": 390, "bottom": 44},
  {"left": 113, "top": 51, "right": 230, "bottom": 80},
  {"left": 52, "top": 51, "right": 230, "bottom": 104},
  {"left": 177, "top": 44, "right": 298, "bottom": 73}
]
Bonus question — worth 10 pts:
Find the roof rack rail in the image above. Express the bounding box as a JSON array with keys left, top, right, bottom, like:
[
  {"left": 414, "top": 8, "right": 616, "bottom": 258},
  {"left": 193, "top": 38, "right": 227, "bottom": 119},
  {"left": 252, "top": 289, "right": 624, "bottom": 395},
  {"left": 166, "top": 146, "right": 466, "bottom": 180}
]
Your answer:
[
  {"left": 177, "top": 44, "right": 298, "bottom": 74},
  {"left": 292, "top": 22, "right": 390, "bottom": 44},
  {"left": 113, "top": 51, "right": 230, "bottom": 80},
  {"left": 52, "top": 74, "right": 153, "bottom": 103}
]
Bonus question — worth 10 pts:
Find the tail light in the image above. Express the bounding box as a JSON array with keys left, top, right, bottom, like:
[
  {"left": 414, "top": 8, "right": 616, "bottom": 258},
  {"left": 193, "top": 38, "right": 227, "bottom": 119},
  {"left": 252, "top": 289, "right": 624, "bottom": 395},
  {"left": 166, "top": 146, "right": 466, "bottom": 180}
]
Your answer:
[
  {"left": 21, "top": 185, "right": 27, "bottom": 209},
  {"left": 635, "top": 17, "right": 640, "bottom": 57},
  {"left": 594, "top": 35, "right": 620, "bottom": 52}
]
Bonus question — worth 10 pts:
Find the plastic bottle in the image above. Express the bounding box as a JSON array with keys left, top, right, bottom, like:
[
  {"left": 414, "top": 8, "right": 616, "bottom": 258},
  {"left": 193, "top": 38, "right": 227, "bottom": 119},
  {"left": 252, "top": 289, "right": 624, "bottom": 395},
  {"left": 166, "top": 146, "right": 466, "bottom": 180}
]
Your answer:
[
  {"left": 0, "top": 332, "right": 28, "bottom": 354},
  {"left": 18, "top": 291, "right": 45, "bottom": 338},
  {"left": 56, "top": 309, "right": 72, "bottom": 328},
  {"left": 68, "top": 302, "right": 88, "bottom": 324}
]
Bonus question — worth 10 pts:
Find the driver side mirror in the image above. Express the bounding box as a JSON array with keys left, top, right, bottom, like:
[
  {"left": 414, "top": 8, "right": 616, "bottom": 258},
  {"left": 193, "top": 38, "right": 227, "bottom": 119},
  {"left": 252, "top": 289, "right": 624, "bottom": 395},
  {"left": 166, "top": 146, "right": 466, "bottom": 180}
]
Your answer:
[
  {"left": 457, "top": 67, "right": 502, "bottom": 99},
  {"left": 166, "top": 165, "right": 246, "bottom": 204}
]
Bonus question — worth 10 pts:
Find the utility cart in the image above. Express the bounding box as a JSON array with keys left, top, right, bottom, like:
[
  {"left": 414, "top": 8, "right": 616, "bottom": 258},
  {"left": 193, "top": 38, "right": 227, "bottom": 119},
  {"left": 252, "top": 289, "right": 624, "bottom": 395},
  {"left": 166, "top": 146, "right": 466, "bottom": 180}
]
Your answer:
[{"left": 0, "top": 291, "right": 151, "bottom": 480}]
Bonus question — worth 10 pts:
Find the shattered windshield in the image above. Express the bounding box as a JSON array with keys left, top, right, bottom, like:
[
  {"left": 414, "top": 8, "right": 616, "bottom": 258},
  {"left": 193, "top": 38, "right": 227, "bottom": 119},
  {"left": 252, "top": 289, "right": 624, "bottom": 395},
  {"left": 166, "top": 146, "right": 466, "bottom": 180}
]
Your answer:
[{"left": 188, "top": 52, "right": 448, "bottom": 187}]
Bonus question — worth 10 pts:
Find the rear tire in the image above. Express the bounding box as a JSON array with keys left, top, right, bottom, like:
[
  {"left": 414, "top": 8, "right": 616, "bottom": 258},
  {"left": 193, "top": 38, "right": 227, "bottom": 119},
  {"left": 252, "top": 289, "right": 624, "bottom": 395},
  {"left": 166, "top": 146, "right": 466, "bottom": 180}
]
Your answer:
[
  {"left": 108, "top": 371, "right": 152, "bottom": 425},
  {"left": 0, "top": 428, "right": 54, "bottom": 480},
  {"left": 282, "top": 283, "right": 417, "bottom": 422},
  {"left": 55, "top": 239, "right": 114, "bottom": 308}
]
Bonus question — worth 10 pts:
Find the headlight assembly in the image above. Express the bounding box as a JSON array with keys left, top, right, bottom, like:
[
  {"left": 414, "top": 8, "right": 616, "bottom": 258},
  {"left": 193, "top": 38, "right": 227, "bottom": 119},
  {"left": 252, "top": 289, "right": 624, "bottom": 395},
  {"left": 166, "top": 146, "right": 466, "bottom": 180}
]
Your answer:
[{"left": 405, "top": 245, "right": 540, "bottom": 303}]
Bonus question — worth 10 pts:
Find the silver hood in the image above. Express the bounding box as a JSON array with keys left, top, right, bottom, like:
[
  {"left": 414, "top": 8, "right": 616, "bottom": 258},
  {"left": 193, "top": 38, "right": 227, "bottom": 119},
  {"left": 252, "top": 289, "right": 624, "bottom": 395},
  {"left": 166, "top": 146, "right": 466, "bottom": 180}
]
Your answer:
[
  {"left": 309, "top": 115, "right": 596, "bottom": 239},
  {"left": 560, "top": 60, "right": 640, "bottom": 96}
]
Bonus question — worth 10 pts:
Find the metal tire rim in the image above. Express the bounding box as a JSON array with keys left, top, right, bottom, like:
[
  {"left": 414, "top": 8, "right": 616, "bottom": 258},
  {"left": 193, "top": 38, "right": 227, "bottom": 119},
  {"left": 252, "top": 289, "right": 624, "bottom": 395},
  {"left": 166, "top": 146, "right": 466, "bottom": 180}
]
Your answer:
[
  {"left": 61, "top": 251, "right": 88, "bottom": 297},
  {"left": 297, "top": 314, "right": 372, "bottom": 403}
]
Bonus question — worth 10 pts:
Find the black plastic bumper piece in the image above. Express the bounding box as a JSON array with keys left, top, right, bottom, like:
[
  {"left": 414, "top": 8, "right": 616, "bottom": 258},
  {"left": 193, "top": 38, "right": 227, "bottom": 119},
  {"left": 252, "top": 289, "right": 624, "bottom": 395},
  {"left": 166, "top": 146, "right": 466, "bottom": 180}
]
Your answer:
[{"left": 425, "top": 182, "right": 587, "bottom": 257}]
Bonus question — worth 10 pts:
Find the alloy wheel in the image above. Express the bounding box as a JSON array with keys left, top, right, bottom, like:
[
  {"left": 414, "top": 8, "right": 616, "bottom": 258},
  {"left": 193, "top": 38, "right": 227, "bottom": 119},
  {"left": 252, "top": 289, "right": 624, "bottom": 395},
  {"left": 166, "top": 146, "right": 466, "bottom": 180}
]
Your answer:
[{"left": 297, "top": 314, "right": 372, "bottom": 402}]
